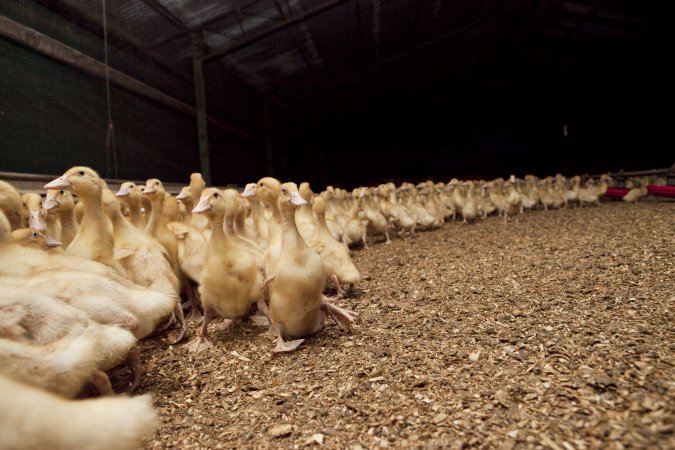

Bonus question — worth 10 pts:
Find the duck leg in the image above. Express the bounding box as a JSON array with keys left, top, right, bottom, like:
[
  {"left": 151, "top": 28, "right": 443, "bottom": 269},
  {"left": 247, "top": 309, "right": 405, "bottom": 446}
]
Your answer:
[
  {"left": 330, "top": 273, "right": 346, "bottom": 299},
  {"left": 250, "top": 298, "right": 271, "bottom": 327},
  {"left": 321, "top": 299, "right": 357, "bottom": 331},
  {"left": 89, "top": 370, "right": 115, "bottom": 396},
  {"left": 168, "top": 300, "right": 187, "bottom": 344},
  {"left": 125, "top": 346, "right": 142, "bottom": 393},
  {"left": 184, "top": 281, "right": 203, "bottom": 322},
  {"left": 185, "top": 308, "right": 215, "bottom": 353},
  {"left": 384, "top": 229, "right": 391, "bottom": 244},
  {"left": 271, "top": 322, "right": 304, "bottom": 354}
]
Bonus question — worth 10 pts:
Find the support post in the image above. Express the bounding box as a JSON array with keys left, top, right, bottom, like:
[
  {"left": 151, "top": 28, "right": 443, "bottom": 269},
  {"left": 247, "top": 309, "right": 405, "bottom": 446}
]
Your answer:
[{"left": 192, "top": 32, "right": 211, "bottom": 185}]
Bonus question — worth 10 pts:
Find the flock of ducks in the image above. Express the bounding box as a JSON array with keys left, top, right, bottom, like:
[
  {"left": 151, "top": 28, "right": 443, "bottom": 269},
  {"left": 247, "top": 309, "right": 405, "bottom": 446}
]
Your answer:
[{"left": 0, "top": 167, "right": 649, "bottom": 449}]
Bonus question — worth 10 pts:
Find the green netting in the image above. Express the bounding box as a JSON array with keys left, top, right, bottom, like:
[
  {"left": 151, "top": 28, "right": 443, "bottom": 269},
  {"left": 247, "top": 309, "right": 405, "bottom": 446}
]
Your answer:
[{"left": 0, "top": 1, "right": 200, "bottom": 181}]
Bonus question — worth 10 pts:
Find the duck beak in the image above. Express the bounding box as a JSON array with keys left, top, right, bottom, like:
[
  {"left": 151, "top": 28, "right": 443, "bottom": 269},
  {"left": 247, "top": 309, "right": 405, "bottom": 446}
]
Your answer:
[
  {"left": 44, "top": 235, "right": 62, "bottom": 248},
  {"left": 290, "top": 192, "right": 307, "bottom": 206},
  {"left": 43, "top": 196, "right": 59, "bottom": 210},
  {"left": 241, "top": 186, "right": 256, "bottom": 197},
  {"left": 29, "top": 211, "right": 47, "bottom": 231},
  {"left": 142, "top": 186, "right": 156, "bottom": 195},
  {"left": 44, "top": 176, "right": 72, "bottom": 190},
  {"left": 192, "top": 197, "right": 211, "bottom": 213},
  {"left": 176, "top": 190, "right": 189, "bottom": 200},
  {"left": 115, "top": 187, "right": 129, "bottom": 197}
]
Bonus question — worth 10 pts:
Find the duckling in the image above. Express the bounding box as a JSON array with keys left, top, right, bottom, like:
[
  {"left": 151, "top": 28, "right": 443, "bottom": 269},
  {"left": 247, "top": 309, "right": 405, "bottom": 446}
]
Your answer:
[
  {"left": 0, "top": 327, "right": 110, "bottom": 397},
  {"left": 21, "top": 192, "right": 47, "bottom": 232},
  {"left": 115, "top": 182, "right": 145, "bottom": 229},
  {"left": 0, "top": 375, "right": 157, "bottom": 450},
  {"left": 0, "top": 287, "right": 140, "bottom": 393},
  {"left": 376, "top": 184, "right": 416, "bottom": 235},
  {"left": 185, "top": 188, "right": 265, "bottom": 353},
  {"left": 578, "top": 178, "right": 601, "bottom": 206},
  {"left": 143, "top": 179, "right": 205, "bottom": 322},
  {"left": 164, "top": 194, "right": 182, "bottom": 222},
  {"left": 185, "top": 172, "right": 209, "bottom": 231},
  {"left": 623, "top": 177, "right": 649, "bottom": 203},
  {"left": 460, "top": 181, "right": 478, "bottom": 223},
  {"left": 265, "top": 182, "right": 356, "bottom": 353},
  {"left": 43, "top": 189, "right": 79, "bottom": 247},
  {"left": 295, "top": 182, "right": 317, "bottom": 243},
  {"left": 11, "top": 228, "right": 62, "bottom": 251},
  {"left": 503, "top": 178, "right": 522, "bottom": 223},
  {"left": 310, "top": 196, "right": 361, "bottom": 298},
  {"left": 242, "top": 177, "right": 283, "bottom": 279},
  {"left": 341, "top": 190, "right": 368, "bottom": 249},
  {"left": 0, "top": 211, "right": 175, "bottom": 344},
  {"left": 175, "top": 186, "right": 194, "bottom": 224},
  {"left": 242, "top": 183, "right": 269, "bottom": 242},
  {"left": 45, "top": 167, "right": 123, "bottom": 273},
  {"left": 0, "top": 180, "right": 23, "bottom": 230},
  {"left": 102, "top": 189, "right": 186, "bottom": 343},
  {"left": 361, "top": 187, "right": 391, "bottom": 244}
]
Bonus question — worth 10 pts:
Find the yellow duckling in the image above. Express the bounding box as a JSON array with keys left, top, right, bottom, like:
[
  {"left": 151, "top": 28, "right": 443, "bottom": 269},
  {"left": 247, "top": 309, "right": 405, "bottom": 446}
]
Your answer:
[
  {"left": 115, "top": 181, "right": 146, "bottom": 229},
  {"left": 44, "top": 167, "right": 123, "bottom": 273},
  {"left": 43, "top": 189, "right": 79, "bottom": 247},
  {"left": 186, "top": 188, "right": 264, "bottom": 353},
  {"left": 10, "top": 228, "right": 62, "bottom": 251},
  {"left": 266, "top": 182, "right": 356, "bottom": 353},
  {"left": 0, "top": 180, "right": 23, "bottom": 230},
  {"left": 310, "top": 196, "right": 361, "bottom": 298}
]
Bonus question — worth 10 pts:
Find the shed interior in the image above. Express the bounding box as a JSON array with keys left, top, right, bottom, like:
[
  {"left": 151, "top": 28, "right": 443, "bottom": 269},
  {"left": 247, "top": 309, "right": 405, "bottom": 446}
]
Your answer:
[{"left": 0, "top": 0, "right": 672, "bottom": 188}]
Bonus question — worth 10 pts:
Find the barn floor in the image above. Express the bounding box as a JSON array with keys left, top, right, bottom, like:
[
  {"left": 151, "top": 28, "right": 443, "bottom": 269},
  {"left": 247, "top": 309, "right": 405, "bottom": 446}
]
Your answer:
[{"left": 139, "top": 201, "right": 674, "bottom": 449}]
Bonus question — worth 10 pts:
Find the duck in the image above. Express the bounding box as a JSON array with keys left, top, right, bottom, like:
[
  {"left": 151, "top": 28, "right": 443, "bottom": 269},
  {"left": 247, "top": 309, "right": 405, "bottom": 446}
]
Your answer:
[
  {"left": 0, "top": 374, "right": 157, "bottom": 450},
  {"left": 0, "top": 180, "right": 23, "bottom": 230},
  {"left": 43, "top": 189, "right": 79, "bottom": 247},
  {"left": 375, "top": 184, "right": 416, "bottom": 235},
  {"left": 503, "top": 177, "right": 523, "bottom": 223},
  {"left": 310, "top": 196, "right": 361, "bottom": 298},
  {"left": 295, "top": 182, "right": 317, "bottom": 243},
  {"left": 21, "top": 193, "right": 48, "bottom": 232},
  {"left": 341, "top": 190, "right": 368, "bottom": 249},
  {"left": 242, "top": 183, "right": 269, "bottom": 243},
  {"left": 187, "top": 172, "right": 209, "bottom": 231},
  {"left": 10, "top": 228, "right": 62, "bottom": 251},
  {"left": 361, "top": 187, "right": 391, "bottom": 244},
  {"left": 143, "top": 178, "right": 205, "bottom": 321},
  {"left": 115, "top": 182, "right": 145, "bottom": 230},
  {"left": 102, "top": 189, "right": 186, "bottom": 343},
  {"left": 265, "top": 182, "right": 356, "bottom": 353},
  {"left": 44, "top": 167, "right": 123, "bottom": 273},
  {"left": 185, "top": 188, "right": 265, "bottom": 352},
  {"left": 0, "top": 211, "right": 175, "bottom": 344},
  {"left": 0, "top": 327, "right": 110, "bottom": 398},
  {"left": 622, "top": 177, "right": 648, "bottom": 203},
  {"left": 459, "top": 181, "right": 478, "bottom": 223},
  {"left": 242, "top": 177, "right": 283, "bottom": 279}
]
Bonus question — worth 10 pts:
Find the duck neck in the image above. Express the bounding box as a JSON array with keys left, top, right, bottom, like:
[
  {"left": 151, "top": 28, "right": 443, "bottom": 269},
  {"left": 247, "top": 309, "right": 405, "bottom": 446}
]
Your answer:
[
  {"left": 79, "top": 191, "right": 105, "bottom": 233},
  {"left": 126, "top": 200, "right": 144, "bottom": 228},
  {"left": 281, "top": 206, "right": 302, "bottom": 248},
  {"left": 56, "top": 208, "right": 77, "bottom": 237},
  {"left": 209, "top": 214, "right": 229, "bottom": 247},
  {"left": 145, "top": 196, "right": 165, "bottom": 235}
]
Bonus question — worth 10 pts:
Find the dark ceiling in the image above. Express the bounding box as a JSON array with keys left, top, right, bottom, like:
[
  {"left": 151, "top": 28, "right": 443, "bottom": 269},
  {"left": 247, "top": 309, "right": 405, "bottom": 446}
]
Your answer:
[{"left": 46, "top": 0, "right": 674, "bottom": 187}]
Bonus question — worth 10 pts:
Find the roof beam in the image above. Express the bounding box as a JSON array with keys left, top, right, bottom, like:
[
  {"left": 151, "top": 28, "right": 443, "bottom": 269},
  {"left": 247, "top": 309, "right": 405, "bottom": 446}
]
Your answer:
[
  {"left": 139, "top": 0, "right": 188, "bottom": 31},
  {"left": 149, "top": 0, "right": 266, "bottom": 50},
  {"left": 203, "top": 0, "right": 350, "bottom": 63},
  {"left": 0, "top": 15, "right": 254, "bottom": 142}
]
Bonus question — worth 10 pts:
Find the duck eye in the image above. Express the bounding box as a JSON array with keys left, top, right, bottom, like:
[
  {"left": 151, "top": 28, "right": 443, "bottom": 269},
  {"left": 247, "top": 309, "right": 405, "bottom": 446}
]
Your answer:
[
  {"left": 155, "top": 182, "right": 159, "bottom": 186},
  {"left": 213, "top": 192, "right": 219, "bottom": 198},
  {"left": 31, "top": 232, "right": 37, "bottom": 238},
  {"left": 78, "top": 170, "right": 85, "bottom": 176},
  {"left": 281, "top": 187, "right": 288, "bottom": 194},
  {"left": 59, "top": 190, "right": 64, "bottom": 195}
]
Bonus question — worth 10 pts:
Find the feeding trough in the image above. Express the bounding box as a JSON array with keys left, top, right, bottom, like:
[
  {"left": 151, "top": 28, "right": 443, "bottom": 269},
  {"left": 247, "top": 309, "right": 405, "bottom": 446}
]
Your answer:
[{"left": 647, "top": 184, "right": 675, "bottom": 198}]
